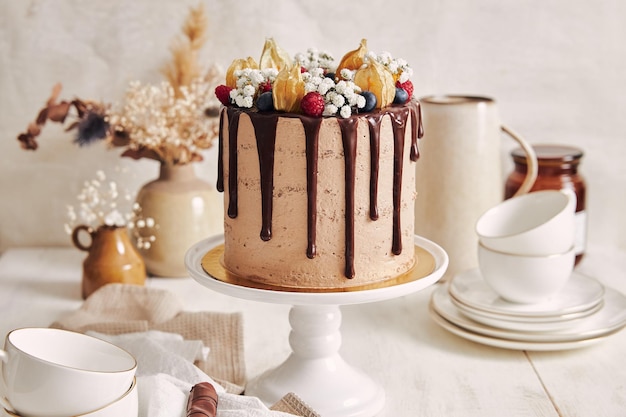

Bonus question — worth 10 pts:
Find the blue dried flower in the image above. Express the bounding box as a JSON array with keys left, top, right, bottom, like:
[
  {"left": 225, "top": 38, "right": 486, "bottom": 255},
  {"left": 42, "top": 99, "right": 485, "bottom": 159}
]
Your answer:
[{"left": 74, "top": 111, "right": 109, "bottom": 146}]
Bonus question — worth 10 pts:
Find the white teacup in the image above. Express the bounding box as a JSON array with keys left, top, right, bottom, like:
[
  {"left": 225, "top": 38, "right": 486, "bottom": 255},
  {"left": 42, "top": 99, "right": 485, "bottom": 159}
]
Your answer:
[
  {"left": 478, "top": 243, "right": 576, "bottom": 304},
  {"left": 476, "top": 189, "right": 576, "bottom": 256},
  {"left": 0, "top": 328, "right": 137, "bottom": 417},
  {"left": 3, "top": 378, "right": 138, "bottom": 417}
]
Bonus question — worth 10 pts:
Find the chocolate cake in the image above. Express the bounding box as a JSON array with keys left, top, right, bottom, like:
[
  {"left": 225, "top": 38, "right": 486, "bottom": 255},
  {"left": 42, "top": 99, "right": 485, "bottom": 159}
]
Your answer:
[{"left": 213, "top": 39, "right": 423, "bottom": 289}]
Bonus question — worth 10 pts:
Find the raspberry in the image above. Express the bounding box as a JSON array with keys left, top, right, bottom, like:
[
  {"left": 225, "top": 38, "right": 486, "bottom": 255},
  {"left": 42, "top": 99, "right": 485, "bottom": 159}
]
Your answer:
[
  {"left": 300, "top": 92, "right": 325, "bottom": 117},
  {"left": 215, "top": 85, "right": 233, "bottom": 105},
  {"left": 259, "top": 81, "right": 272, "bottom": 93},
  {"left": 395, "top": 80, "right": 414, "bottom": 100}
]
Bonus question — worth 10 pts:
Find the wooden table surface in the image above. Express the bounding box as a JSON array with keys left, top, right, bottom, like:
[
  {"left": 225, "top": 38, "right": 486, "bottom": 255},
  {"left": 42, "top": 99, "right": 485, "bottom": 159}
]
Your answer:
[{"left": 1, "top": 244, "right": 624, "bottom": 417}]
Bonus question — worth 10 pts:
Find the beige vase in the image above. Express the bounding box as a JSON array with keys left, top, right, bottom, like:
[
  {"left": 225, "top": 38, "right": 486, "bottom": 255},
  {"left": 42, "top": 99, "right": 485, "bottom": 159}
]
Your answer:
[
  {"left": 71, "top": 225, "right": 146, "bottom": 299},
  {"left": 136, "top": 162, "right": 224, "bottom": 277}
]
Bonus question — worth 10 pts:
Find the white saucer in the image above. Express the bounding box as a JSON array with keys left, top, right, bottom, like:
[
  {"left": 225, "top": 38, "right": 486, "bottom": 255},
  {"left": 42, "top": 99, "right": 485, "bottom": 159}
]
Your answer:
[
  {"left": 449, "top": 292, "right": 603, "bottom": 324},
  {"left": 431, "top": 284, "right": 626, "bottom": 344},
  {"left": 449, "top": 269, "right": 605, "bottom": 318},
  {"left": 452, "top": 299, "right": 604, "bottom": 332},
  {"left": 429, "top": 303, "right": 615, "bottom": 351}
]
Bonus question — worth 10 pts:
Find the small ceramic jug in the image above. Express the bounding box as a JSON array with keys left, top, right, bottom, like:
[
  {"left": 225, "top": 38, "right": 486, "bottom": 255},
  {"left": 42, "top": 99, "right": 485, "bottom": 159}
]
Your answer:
[
  {"left": 415, "top": 95, "right": 538, "bottom": 281},
  {"left": 72, "top": 225, "right": 146, "bottom": 299}
]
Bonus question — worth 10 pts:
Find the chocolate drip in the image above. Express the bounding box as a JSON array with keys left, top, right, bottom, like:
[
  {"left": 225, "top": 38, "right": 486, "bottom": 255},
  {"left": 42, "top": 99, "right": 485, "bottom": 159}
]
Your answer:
[
  {"left": 302, "top": 117, "right": 323, "bottom": 258},
  {"left": 409, "top": 101, "right": 423, "bottom": 161},
  {"left": 389, "top": 106, "right": 410, "bottom": 255},
  {"left": 216, "top": 109, "right": 225, "bottom": 192},
  {"left": 250, "top": 114, "right": 279, "bottom": 241},
  {"left": 226, "top": 108, "right": 241, "bottom": 218},
  {"left": 367, "top": 115, "right": 384, "bottom": 221},
  {"left": 217, "top": 103, "right": 420, "bottom": 280},
  {"left": 338, "top": 117, "right": 359, "bottom": 279}
]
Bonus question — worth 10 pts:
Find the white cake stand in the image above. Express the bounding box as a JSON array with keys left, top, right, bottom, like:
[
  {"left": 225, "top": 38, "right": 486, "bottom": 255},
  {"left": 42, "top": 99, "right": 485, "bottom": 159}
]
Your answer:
[{"left": 185, "top": 235, "right": 448, "bottom": 417}]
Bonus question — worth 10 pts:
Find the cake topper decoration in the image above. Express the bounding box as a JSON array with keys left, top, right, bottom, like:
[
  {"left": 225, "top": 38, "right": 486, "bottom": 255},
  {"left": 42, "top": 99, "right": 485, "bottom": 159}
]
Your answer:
[{"left": 215, "top": 38, "right": 414, "bottom": 118}]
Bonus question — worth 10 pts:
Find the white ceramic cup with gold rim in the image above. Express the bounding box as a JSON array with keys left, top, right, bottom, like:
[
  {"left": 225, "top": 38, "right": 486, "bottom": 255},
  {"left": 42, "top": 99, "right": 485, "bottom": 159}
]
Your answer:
[
  {"left": 478, "top": 242, "right": 576, "bottom": 304},
  {"left": 0, "top": 328, "right": 136, "bottom": 417},
  {"left": 3, "top": 377, "right": 138, "bottom": 417},
  {"left": 476, "top": 189, "right": 576, "bottom": 256}
]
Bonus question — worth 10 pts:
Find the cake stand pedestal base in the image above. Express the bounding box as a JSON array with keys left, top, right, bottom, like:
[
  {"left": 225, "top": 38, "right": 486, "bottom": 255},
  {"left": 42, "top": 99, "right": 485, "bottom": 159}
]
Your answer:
[
  {"left": 245, "top": 305, "right": 384, "bottom": 417},
  {"left": 185, "top": 235, "right": 448, "bottom": 417}
]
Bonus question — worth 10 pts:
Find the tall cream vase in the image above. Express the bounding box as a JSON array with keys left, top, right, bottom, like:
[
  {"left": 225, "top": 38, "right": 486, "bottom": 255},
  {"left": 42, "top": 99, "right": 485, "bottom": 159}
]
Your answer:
[
  {"left": 136, "top": 162, "right": 223, "bottom": 277},
  {"left": 414, "top": 95, "right": 537, "bottom": 282}
]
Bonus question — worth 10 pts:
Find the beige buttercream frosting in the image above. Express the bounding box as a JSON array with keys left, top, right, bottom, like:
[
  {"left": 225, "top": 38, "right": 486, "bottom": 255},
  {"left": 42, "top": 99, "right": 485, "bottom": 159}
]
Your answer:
[{"left": 219, "top": 103, "right": 419, "bottom": 289}]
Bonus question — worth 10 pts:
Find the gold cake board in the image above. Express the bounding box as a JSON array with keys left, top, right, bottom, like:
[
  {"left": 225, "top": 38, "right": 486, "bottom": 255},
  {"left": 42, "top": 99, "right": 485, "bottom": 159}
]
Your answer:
[{"left": 201, "top": 244, "right": 436, "bottom": 293}]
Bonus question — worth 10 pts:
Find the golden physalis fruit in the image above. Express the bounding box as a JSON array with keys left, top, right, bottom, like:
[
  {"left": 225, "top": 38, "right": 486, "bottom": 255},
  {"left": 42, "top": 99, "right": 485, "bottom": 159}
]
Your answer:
[
  {"left": 225, "top": 57, "right": 259, "bottom": 88},
  {"left": 272, "top": 63, "right": 305, "bottom": 113},
  {"left": 336, "top": 39, "right": 368, "bottom": 77},
  {"left": 259, "top": 38, "right": 292, "bottom": 71},
  {"left": 354, "top": 58, "right": 396, "bottom": 109}
]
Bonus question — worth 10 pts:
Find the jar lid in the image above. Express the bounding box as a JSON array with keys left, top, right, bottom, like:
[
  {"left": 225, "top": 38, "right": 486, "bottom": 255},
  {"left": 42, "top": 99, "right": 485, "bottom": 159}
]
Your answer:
[{"left": 512, "top": 144, "right": 583, "bottom": 163}]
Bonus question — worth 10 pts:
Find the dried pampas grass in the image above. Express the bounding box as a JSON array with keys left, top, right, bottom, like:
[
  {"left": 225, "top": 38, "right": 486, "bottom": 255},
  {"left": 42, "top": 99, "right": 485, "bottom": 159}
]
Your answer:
[{"left": 162, "top": 3, "right": 208, "bottom": 97}]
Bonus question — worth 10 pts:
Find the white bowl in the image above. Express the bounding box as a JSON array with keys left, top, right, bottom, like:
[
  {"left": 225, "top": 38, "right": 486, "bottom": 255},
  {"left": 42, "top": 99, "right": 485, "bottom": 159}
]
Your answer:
[
  {"left": 478, "top": 243, "right": 576, "bottom": 304},
  {"left": 0, "top": 328, "right": 136, "bottom": 417},
  {"left": 476, "top": 190, "right": 576, "bottom": 256}
]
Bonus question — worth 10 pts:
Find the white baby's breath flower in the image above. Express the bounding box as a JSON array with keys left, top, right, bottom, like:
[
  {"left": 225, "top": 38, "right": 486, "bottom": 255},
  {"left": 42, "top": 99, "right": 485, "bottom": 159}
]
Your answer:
[
  {"left": 339, "top": 68, "right": 354, "bottom": 81},
  {"left": 295, "top": 48, "right": 336, "bottom": 73},
  {"left": 309, "top": 68, "right": 325, "bottom": 78},
  {"left": 104, "top": 210, "right": 125, "bottom": 227},
  {"left": 65, "top": 170, "right": 157, "bottom": 250},
  {"left": 230, "top": 68, "right": 277, "bottom": 109},
  {"left": 243, "top": 85, "right": 256, "bottom": 97},
  {"left": 323, "top": 104, "right": 338, "bottom": 116},
  {"left": 356, "top": 95, "right": 366, "bottom": 108},
  {"left": 340, "top": 105, "right": 352, "bottom": 118},
  {"left": 304, "top": 82, "right": 318, "bottom": 94},
  {"left": 335, "top": 81, "right": 347, "bottom": 94},
  {"left": 332, "top": 94, "right": 345, "bottom": 108},
  {"left": 262, "top": 68, "right": 279, "bottom": 80},
  {"left": 368, "top": 51, "right": 413, "bottom": 85},
  {"left": 318, "top": 78, "right": 334, "bottom": 95}
]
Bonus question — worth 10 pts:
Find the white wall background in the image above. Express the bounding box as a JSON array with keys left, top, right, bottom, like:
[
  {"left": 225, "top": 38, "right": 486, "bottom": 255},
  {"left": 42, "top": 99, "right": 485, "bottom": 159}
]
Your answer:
[{"left": 1, "top": 0, "right": 625, "bottom": 253}]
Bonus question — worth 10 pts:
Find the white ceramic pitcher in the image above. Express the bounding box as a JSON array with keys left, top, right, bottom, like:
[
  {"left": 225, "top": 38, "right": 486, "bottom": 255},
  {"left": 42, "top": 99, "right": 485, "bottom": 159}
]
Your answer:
[{"left": 414, "top": 95, "right": 538, "bottom": 281}]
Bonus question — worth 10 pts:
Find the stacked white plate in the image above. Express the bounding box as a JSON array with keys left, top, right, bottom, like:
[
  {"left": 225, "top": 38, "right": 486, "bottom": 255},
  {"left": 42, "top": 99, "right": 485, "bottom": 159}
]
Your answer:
[{"left": 429, "top": 268, "right": 626, "bottom": 351}]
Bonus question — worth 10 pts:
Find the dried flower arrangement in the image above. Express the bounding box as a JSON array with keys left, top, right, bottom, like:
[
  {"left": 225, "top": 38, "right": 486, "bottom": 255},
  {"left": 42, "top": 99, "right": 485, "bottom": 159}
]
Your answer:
[
  {"left": 65, "top": 170, "right": 157, "bottom": 250},
  {"left": 17, "top": 3, "right": 222, "bottom": 166}
]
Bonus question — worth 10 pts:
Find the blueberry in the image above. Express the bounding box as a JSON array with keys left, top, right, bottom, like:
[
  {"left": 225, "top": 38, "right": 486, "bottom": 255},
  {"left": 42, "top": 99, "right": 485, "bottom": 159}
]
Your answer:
[
  {"left": 325, "top": 72, "right": 336, "bottom": 80},
  {"left": 361, "top": 91, "right": 377, "bottom": 112},
  {"left": 393, "top": 87, "right": 409, "bottom": 104},
  {"left": 256, "top": 91, "right": 274, "bottom": 112}
]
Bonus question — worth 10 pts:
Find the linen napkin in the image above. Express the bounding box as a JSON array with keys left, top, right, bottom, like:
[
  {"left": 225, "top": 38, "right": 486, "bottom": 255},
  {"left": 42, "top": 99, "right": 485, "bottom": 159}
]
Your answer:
[
  {"left": 90, "top": 330, "right": 311, "bottom": 417},
  {"left": 51, "top": 283, "right": 245, "bottom": 393},
  {"left": 50, "top": 284, "right": 320, "bottom": 417}
]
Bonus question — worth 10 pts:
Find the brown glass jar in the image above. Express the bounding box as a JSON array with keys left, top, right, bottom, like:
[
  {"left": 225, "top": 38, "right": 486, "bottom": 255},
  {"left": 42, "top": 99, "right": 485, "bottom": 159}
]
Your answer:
[{"left": 505, "top": 144, "right": 587, "bottom": 265}]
